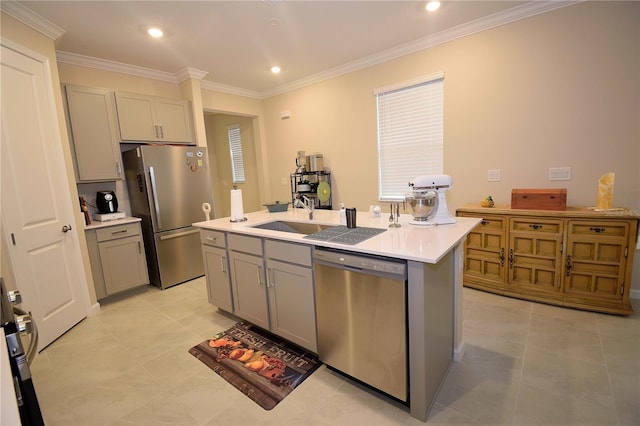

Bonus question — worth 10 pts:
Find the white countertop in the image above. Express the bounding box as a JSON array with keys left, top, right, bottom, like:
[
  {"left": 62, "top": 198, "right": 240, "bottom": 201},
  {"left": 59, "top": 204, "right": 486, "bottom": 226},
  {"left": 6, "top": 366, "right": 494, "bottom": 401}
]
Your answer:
[
  {"left": 84, "top": 216, "right": 141, "bottom": 230},
  {"left": 194, "top": 209, "right": 480, "bottom": 264}
]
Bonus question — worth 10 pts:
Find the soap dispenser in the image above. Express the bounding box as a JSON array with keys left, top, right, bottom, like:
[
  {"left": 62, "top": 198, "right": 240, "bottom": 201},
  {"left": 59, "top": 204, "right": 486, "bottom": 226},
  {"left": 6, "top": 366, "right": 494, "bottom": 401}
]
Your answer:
[{"left": 339, "top": 203, "right": 347, "bottom": 225}]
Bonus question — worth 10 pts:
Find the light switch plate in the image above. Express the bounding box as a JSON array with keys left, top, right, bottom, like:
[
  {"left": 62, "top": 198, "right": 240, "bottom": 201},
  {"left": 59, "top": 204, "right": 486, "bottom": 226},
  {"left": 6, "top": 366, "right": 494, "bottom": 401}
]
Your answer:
[
  {"left": 549, "top": 167, "right": 571, "bottom": 181},
  {"left": 487, "top": 169, "right": 501, "bottom": 182}
]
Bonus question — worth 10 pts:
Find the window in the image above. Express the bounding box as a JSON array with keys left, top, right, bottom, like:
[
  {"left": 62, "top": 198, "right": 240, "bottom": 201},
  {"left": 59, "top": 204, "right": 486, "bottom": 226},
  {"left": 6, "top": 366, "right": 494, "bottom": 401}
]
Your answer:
[
  {"left": 376, "top": 73, "right": 444, "bottom": 201},
  {"left": 227, "top": 125, "right": 245, "bottom": 183}
]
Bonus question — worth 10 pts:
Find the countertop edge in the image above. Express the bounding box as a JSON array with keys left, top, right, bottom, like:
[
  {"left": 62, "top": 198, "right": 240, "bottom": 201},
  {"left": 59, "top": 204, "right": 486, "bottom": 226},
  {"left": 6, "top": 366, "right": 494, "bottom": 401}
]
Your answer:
[
  {"left": 84, "top": 217, "right": 142, "bottom": 230},
  {"left": 194, "top": 210, "right": 480, "bottom": 264}
]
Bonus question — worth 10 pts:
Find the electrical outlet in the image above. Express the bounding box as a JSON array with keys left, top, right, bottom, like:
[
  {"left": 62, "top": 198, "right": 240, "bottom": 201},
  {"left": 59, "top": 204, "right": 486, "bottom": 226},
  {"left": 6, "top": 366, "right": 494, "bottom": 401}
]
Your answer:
[
  {"left": 487, "top": 170, "right": 501, "bottom": 182},
  {"left": 549, "top": 167, "right": 571, "bottom": 181}
]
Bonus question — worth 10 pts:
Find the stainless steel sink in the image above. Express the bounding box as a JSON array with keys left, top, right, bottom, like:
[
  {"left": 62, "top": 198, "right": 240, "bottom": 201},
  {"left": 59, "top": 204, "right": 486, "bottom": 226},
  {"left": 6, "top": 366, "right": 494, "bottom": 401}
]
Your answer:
[{"left": 251, "top": 220, "right": 335, "bottom": 235}]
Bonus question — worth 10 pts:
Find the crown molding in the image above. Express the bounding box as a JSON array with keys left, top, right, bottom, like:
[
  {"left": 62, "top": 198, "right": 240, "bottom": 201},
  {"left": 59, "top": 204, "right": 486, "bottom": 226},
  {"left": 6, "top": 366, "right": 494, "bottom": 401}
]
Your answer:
[
  {"left": 176, "top": 67, "right": 208, "bottom": 82},
  {"left": 199, "top": 80, "right": 263, "bottom": 99},
  {"left": 262, "top": 0, "right": 581, "bottom": 98},
  {"left": 56, "top": 51, "right": 178, "bottom": 83},
  {"left": 1, "top": 1, "right": 65, "bottom": 40},
  {"left": 49, "top": 0, "right": 578, "bottom": 99}
]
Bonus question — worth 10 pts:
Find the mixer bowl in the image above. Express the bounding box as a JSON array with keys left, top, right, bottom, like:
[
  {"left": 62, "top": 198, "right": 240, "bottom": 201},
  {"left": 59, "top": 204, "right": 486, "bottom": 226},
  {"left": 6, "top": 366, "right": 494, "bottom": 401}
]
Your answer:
[{"left": 406, "top": 190, "right": 438, "bottom": 221}]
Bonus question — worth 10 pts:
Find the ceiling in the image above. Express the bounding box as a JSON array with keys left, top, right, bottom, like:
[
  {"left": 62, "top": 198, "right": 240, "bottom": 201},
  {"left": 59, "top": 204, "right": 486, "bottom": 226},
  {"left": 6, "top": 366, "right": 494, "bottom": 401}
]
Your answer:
[{"left": 7, "top": 1, "right": 573, "bottom": 98}]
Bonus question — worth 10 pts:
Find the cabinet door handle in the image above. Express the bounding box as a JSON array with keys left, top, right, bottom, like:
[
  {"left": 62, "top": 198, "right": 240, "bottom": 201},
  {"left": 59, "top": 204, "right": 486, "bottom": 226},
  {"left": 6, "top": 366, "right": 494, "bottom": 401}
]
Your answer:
[
  {"left": 565, "top": 255, "right": 572, "bottom": 276},
  {"left": 480, "top": 220, "right": 488, "bottom": 225},
  {"left": 500, "top": 248, "right": 505, "bottom": 267},
  {"left": 220, "top": 257, "right": 226, "bottom": 273},
  {"left": 257, "top": 266, "right": 263, "bottom": 286},
  {"left": 138, "top": 241, "right": 142, "bottom": 253},
  {"left": 158, "top": 125, "right": 164, "bottom": 139},
  {"left": 148, "top": 166, "right": 162, "bottom": 229},
  {"left": 154, "top": 125, "right": 159, "bottom": 139},
  {"left": 116, "top": 161, "right": 122, "bottom": 176},
  {"left": 508, "top": 248, "right": 514, "bottom": 269},
  {"left": 529, "top": 224, "right": 542, "bottom": 230},
  {"left": 111, "top": 229, "right": 128, "bottom": 235},
  {"left": 589, "top": 227, "right": 605, "bottom": 233}
]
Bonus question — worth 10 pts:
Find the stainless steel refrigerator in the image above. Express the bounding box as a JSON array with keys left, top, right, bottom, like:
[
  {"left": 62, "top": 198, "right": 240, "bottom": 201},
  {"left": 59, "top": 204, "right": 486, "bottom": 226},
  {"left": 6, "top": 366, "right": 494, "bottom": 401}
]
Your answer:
[{"left": 123, "top": 145, "right": 213, "bottom": 289}]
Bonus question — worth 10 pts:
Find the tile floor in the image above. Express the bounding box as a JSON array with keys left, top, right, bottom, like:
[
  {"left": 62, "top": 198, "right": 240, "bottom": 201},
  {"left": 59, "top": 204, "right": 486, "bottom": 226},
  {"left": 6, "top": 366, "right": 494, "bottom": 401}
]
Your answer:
[{"left": 30, "top": 278, "right": 639, "bottom": 425}]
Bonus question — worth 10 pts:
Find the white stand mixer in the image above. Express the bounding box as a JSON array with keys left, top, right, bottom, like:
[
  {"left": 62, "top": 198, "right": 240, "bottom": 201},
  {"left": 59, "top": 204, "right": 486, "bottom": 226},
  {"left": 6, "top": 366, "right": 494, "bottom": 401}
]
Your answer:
[{"left": 407, "top": 175, "right": 457, "bottom": 225}]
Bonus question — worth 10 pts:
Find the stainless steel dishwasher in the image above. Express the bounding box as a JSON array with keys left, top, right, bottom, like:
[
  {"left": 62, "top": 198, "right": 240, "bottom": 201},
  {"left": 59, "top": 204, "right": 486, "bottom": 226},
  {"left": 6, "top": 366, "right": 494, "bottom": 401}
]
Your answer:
[{"left": 313, "top": 248, "right": 408, "bottom": 401}]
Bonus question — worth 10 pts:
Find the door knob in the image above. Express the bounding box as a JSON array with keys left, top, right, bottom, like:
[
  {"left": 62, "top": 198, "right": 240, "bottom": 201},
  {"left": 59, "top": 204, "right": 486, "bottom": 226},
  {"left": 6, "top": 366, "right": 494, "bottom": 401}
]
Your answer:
[{"left": 62, "top": 224, "right": 72, "bottom": 233}]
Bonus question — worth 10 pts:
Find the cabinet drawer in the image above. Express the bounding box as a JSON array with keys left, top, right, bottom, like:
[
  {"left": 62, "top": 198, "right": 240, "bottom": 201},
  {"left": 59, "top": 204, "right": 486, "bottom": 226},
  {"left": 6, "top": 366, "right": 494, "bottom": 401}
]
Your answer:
[
  {"left": 96, "top": 223, "right": 141, "bottom": 242},
  {"left": 228, "top": 233, "right": 263, "bottom": 256},
  {"left": 460, "top": 214, "right": 506, "bottom": 232},
  {"left": 510, "top": 218, "right": 563, "bottom": 235},
  {"left": 265, "top": 239, "right": 312, "bottom": 267},
  {"left": 200, "top": 229, "right": 226, "bottom": 248},
  {"left": 568, "top": 221, "right": 629, "bottom": 239}
]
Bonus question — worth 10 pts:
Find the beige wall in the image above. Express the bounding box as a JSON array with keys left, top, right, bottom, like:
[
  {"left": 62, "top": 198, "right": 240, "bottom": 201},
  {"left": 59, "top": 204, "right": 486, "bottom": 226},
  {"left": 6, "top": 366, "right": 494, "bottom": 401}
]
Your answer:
[
  {"left": 258, "top": 1, "right": 640, "bottom": 290},
  {"left": 261, "top": 1, "right": 639, "bottom": 213},
  {"left": 0, "top": 13, "right": 98, "bottom": 303},
  {"left": 204, "top": 114, "right": 261, "bottom": 218}
]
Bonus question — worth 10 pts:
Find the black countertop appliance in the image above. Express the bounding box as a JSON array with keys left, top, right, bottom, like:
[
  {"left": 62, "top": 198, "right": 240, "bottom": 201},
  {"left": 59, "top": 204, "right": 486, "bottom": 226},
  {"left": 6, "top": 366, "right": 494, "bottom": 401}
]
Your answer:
[{"left": 96, "top": 190, "right": 118, "bottom": 213}]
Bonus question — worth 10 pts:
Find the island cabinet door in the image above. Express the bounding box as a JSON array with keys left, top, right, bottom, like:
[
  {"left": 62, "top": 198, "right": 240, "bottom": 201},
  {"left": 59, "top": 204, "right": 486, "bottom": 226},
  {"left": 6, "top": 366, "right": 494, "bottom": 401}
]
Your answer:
[
  {"left": 266, "top": 259, "right": 316, "bottom": 352},
  {"left": 228, "top": 251, "right": 269, "bottom": 329},
  {"left": 202, "top": 244, "right": 233, "bottom": 312}
]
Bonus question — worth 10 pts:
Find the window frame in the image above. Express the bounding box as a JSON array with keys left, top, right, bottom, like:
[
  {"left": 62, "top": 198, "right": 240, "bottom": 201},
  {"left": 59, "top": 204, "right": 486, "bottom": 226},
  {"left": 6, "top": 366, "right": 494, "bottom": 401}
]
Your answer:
[
  {"left": 227, "top": 124, "right": 246, "bottom": 184},
  {"left": 375, "top": 72, "right": 444, "bottom": 201}
]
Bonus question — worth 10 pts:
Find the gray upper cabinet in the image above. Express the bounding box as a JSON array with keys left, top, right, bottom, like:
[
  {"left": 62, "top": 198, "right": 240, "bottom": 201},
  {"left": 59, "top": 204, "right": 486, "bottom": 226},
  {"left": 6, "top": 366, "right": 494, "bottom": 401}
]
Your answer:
[
  {"left": 64, "top": 85, "right": 123, "bottom": 182},
  {"left": 114, "top": 92, "right": 194, "bottom": 144}
]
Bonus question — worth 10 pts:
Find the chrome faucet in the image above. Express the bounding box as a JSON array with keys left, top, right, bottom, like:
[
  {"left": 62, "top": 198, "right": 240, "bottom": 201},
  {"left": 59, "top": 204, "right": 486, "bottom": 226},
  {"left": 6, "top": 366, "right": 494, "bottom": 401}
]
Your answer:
[{"left": 296, "top": 195, "right": 314, "bottom": 220}]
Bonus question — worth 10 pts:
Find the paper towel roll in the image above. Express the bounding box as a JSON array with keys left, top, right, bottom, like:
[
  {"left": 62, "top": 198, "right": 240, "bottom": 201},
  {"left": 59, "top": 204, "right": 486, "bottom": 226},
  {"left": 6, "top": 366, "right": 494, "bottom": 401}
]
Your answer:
[
  {"left": 595, "top": 172, "right": 615, "bottom": 210},
  {"left": 230, "top": 188, "right": 245, "bottom": 222}
]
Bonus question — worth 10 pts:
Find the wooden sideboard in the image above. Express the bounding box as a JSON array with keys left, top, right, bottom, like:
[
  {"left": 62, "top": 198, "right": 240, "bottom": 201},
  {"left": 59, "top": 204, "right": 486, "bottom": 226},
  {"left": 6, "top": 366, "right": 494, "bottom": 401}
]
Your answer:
[{"left": 457, "top": 205, "right": 640, "bottom": 315}]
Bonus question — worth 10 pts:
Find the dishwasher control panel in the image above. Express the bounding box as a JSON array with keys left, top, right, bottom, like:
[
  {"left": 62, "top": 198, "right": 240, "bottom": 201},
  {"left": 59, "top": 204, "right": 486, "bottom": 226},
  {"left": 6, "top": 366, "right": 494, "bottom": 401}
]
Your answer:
[{"left": 313, "top": 248, "right": 407, "bottom": 277}]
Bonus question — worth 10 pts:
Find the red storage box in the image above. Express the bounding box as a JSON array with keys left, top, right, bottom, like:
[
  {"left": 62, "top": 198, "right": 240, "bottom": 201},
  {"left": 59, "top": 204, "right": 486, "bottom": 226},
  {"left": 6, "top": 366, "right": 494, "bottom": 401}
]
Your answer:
[{"left": 511, "top": 189, "right": 567, "bottom": 211}]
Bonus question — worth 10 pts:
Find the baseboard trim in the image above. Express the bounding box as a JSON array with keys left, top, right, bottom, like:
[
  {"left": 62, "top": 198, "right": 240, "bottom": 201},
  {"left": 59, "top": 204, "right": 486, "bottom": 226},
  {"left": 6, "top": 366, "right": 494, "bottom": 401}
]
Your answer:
[
  {"left": 630, "top": 288, "right": 640, "bottom": 300},
  {"left": 90, "top": 302, "right": 101, "bottom": 317},
  {"left": 454, "top": 340, "right": 465, "bottom": 362}
]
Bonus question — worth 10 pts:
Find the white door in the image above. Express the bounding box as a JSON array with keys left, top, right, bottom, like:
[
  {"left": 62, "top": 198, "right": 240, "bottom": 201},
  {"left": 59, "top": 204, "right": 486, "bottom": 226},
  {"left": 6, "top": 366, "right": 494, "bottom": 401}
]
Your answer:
[{"left": 1, "top": 42, "right": 87, "bottom": 350}]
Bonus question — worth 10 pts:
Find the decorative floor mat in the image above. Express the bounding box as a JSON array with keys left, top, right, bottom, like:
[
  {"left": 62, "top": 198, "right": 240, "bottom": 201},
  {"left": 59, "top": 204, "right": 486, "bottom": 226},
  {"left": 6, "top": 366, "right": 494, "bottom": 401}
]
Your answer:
[{"left": 188, "top": 322, "right": 320, "bottom": 410}]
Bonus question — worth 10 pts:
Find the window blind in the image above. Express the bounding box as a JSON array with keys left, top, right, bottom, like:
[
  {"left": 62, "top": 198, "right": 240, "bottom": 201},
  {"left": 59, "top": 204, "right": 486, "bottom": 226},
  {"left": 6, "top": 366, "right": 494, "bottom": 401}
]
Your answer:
[
  {"left": 376, "top": 74, "right": 444, "bottom": 201},
  {"left": 227, "top": 125, "right": 245, "bottom": 183}
]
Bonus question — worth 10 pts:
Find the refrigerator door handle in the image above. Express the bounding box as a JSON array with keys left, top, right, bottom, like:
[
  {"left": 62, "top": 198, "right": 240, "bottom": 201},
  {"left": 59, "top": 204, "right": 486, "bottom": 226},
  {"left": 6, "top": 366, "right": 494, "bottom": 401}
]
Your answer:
[
  {"left": 148, "top": 166, "right": 162, "bottom": 229},
  {"left": 158, "top": 229, "right": 200, "bottom": 241}
]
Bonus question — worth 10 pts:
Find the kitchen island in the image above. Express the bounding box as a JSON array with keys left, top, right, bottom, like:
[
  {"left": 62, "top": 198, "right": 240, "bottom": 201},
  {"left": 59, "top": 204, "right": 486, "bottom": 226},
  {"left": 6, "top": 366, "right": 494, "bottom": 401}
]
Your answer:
[{"left": 194, "top": 208, "right": 479, "bottom": 422}]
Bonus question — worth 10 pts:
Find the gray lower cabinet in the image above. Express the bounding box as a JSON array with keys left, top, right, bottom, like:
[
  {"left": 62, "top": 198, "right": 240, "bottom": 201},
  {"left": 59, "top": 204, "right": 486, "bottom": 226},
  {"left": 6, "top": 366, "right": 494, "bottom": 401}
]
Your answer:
[
  {"left": 228, "top": 234, "right": 269, "bottom": 329},
  {"left": 86, "top": 222, "right": 149, "bottom": 300},
  {"left": 265, "top": 240, "right": 316, "bottom": 351},
  {"left": 200, "top": 230, "right": 233, "bottom": 312},
  {"left": 223, "top": 234, "right": 317, "bottom": 352}
]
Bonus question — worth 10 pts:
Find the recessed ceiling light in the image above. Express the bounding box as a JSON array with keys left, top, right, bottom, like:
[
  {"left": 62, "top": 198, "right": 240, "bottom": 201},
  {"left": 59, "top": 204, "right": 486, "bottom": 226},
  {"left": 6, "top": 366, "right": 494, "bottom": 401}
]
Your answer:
[
  {"left": 271, "top": 66, "right": 281, "bottom": 74},
  {"left": 148, "top": 27, "right": 164, "bottom": 38},
  {"left": 426, "top": 1, "right": 440, "bottom": 12}
]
